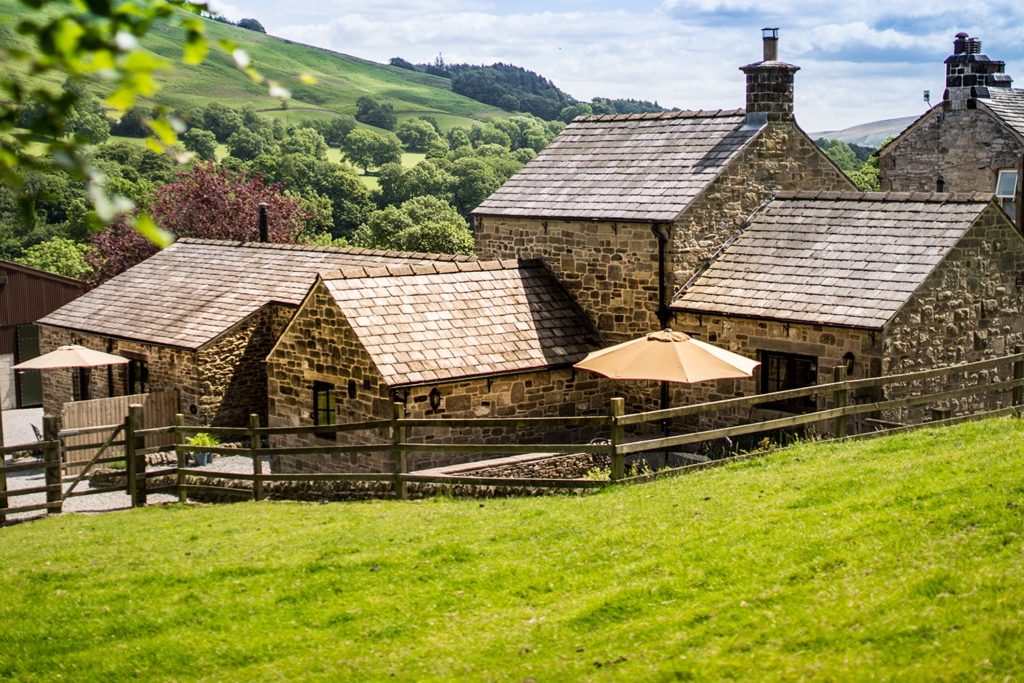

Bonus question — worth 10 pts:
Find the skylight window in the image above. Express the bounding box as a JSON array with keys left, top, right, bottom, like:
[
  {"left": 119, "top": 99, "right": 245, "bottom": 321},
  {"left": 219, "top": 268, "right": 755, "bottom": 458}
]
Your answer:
[{"left": 996, "top": 169, "right": 1018, "bottom": 198}]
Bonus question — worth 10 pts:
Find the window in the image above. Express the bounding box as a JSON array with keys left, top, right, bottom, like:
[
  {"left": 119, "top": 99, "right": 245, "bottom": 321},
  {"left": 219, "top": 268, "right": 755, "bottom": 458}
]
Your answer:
[
  {"left": 126, "top": 358, "right": 148, "bottom": 395},
  {"left": 996, "top": 169, "right": 1019, "bottom": 220},
  {"left": 759, "top": 350, "right": 818, "bottom": 413},
  {"left": 72, "top": 368, "right": 91, "bottom": 402},
  {"left": 312, "top": 381, "right": 336, "bottom": 439},
  {"left": 936, "top": 176, "right": 945, "bottom": 193}
]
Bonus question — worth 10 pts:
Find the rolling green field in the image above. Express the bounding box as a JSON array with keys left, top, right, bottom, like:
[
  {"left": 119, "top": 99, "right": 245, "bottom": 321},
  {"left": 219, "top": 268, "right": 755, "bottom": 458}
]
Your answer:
[
  {"left": 1, "top": 417, "right": 1023, "bottom": 680},
  {"left": 0, "top": 0, "right": 505, "bottom": 130}
]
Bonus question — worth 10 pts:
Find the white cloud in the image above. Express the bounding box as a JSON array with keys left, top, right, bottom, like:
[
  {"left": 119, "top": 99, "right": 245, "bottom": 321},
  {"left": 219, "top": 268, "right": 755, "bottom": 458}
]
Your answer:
[{"left": 253, "top": 0, "right": 1024, "bottom": 130}]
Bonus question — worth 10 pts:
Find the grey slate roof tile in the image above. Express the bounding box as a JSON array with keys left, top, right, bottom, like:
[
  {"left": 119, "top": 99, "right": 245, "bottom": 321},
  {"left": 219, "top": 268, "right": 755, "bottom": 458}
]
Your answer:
[
  {"left": 979, "top": 88, "right": 1024, "bottom": 139},
  {"left": 673, "top": 192, "right": 993, "bottom": 328},
  {"left": 321, "top": 261, "right": 597, "bottom": 386},
  {"left": 472, "top": 109, "right": 760, "bottom": 222},
  {"left": 40, "top": 239, "right": 472, "bottom": 349}
]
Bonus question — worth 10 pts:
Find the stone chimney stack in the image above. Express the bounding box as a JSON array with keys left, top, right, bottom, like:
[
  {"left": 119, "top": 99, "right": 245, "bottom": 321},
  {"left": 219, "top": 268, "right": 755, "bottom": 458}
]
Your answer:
[
  {"left": 740, "top": 28, "right": 800, "bottom": 123},
  {"left": 944, "top": 32, "right": 1012, "bottom": 111}
]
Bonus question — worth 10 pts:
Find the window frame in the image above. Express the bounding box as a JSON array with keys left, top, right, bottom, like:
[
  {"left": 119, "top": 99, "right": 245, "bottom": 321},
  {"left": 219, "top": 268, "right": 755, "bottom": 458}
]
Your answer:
[
  {"left": 995, "top": 169, "right": 1019, "bottom": 198},
  {"left": 126, "top": 358, "right": 149, "bottom": 395},
  {"left": 312, "top": 381, "right": 337, "bottom": 440},
  {"left": 758, "top": 350, "right": 818, "bottom": 413}
]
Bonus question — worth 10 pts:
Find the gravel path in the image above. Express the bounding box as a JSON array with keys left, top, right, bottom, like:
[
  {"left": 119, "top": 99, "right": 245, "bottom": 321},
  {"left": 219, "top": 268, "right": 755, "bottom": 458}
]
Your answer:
[{"left": 2, "top": 455, "right": 258, "bottom": 524}]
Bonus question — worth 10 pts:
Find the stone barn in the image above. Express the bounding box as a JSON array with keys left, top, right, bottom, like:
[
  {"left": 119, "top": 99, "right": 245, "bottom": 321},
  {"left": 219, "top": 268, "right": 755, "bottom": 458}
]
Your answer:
[
  {"left": 472, "top": 29, "right": 854, "bottom": 343},
  {"left": 880, "top": 32, "right": 1024, "bottom": 223},
  {"left": 38, "top": 238, "right": 472, "bottom": 427},
  {"left": 668, "top": 191, "right": 1024, "bottom": 426},
  {"left": 265, "top": 260, "right": 610, "bottom": 472}
]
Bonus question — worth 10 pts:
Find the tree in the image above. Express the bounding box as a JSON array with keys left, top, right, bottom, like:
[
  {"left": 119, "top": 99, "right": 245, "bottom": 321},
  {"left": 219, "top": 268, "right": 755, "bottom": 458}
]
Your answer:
[
  {"left": 89, "top": 164, "right": 309, "bottom": 281},
  {"left": 281, "top": 127, "right": 328, "bottom": 159},
  {"left": 469, "top": 124, "right": 511, "bottom": 150},
  {"left": 227, "top": 128, "right": 271, "bottom": 161},
  {"left": 450, "top": 157, "right": 501, "bottom": 214},
  {"left": 110, "top": 107, "right": 151, "bottom": 138},
  {"left": 203, "top": 104, "right": 245, "bottom": 142},
  {"left": 249, "top": 153, "right": 375, "bottom": 237},
  {"left": 16, "top": 237, "right": 93, "bottom": 280},
  {"left": 446, "top": 127, "right": 471, "bottom": 149},
  {"left": 2, "top": 0, "right": 283, "bottom": 243},
  {"left": 355, "top": 97, "right": 397, "bottom": 130},
  {"left": 353, "top": 196, "right": 473, "bottom": 254},
  {"left": 342, "top": 129, "right": 402, "bottom": 173},
  {"left": 182, "top": 128, "right": 218, "bottom": 161},
  {"left": 376, "top": 159, "right": 456, "bottom": 207},
  {"left": 396, "top": 118, "right": 441, "bottom": 152},
  {"left": 238, "top": 18, "right": 266, "bottom": 33}
]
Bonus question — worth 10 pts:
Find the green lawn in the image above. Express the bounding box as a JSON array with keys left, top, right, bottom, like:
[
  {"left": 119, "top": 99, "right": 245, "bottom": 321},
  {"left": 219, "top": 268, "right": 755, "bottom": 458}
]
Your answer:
[
  {"left": 0, "top": 0, "right": 505, "bottom": 131},
  {"left": 2, "top": 418, "right": 1023, "bottom": 680}
]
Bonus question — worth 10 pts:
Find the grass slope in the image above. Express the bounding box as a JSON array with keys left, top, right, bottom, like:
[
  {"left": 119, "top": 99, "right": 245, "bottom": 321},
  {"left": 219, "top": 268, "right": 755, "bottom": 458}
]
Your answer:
[
  {"left": 0, "top": 1, "right": 505, "bottom": 130},
  {"left": 1, "top": 418, "right": 1023, "bottom": 680}
]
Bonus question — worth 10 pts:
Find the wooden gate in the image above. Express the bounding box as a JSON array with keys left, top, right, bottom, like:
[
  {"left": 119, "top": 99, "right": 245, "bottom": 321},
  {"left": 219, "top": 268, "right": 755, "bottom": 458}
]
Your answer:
[{"left": 61, "top": 391, "right": 178, "bottom": 472}]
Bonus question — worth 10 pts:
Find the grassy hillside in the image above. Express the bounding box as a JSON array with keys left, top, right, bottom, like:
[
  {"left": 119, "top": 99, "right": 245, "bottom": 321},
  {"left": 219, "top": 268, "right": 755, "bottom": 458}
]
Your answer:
[
  {"left": 0, "top": 0, "right": 505, "bottom": 131},
  {"left": 1, "top": 418, "right": 1023, "bottom": 680}
]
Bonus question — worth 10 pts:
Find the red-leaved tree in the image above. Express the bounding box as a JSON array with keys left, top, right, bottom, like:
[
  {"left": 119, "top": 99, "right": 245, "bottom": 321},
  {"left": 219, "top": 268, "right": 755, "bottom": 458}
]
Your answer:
[{"left": 88, "top": 163, "right": 308, "bottom": 283}]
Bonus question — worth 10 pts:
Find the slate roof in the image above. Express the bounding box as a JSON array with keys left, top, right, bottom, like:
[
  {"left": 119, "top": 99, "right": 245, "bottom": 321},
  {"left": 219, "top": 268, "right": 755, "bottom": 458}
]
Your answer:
[
  {"left": 40, "top": 239, "right": 472, "bottom": 349},
  {"left": 979, "top": 88, "right": 1024, "bottom": 140},
  {"left": 319, "top": 260, "right": 598, "bottom": 386},
  {"left": 472, "top": 109, "right": 764, "bottom": 222},
  {"left": 673, "top": 191, "right": 995, "bottom": 328}
]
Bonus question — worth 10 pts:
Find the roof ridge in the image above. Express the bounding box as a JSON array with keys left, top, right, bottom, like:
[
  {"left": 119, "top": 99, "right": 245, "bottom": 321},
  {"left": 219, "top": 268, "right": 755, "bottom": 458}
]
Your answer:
[
  {"left": 772, "top": 190, "right": 994, "bottom": 203},
  {"left": 319, "top": 258, "right": 538, "bottom": 281},
  {"left": 173, "top": 237, "right": 476, "bottom": 262},
  {"left": 571, "top": 108, "right": 746, "bottom": 123}
]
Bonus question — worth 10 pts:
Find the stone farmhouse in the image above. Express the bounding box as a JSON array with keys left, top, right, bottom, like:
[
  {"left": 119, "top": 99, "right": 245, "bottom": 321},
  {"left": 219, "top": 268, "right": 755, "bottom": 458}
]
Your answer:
[
  {"left": 669, "top": 191, "right": 1024, "bottom": 423},
  {"left": 38, "top": 238, "right": 473, "bottom": 427},
  {"left": 265, "top": 260, "right": 609, "bottom": 471},
  {"left": 880, "top": 33, "right": 1024, "bottom": 223},
  {"left": 472, "top": 29, "right": 854, "bottom": 342}
]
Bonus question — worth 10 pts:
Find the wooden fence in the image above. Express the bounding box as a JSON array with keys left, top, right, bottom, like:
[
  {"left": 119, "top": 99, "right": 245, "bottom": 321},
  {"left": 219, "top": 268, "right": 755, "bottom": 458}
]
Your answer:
[
  {"left": 61, "top": 391, "right": 178, "bottom": 472},
  {"left": 1, "top": 351, "right": 1022, "bottom": 523}
]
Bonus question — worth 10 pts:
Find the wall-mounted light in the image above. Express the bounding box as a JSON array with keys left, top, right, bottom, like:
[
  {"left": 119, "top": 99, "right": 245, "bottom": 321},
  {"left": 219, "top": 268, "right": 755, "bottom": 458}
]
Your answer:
[
  {"left": 843, "top": 352, "right": 856, "bottom": 376},
  {"left": 428, "top": 387, "right": 442, "bottom": 412}
]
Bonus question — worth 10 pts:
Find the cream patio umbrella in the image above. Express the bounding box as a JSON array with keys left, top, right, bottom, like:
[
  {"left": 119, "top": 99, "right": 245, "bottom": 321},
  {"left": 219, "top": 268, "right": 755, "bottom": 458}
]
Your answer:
[
  {"left": 13, "top": 345, "right": 129, "bottom": 371},
  {"left": 575, "top": 329, "right": 760, "bottom": 432},
  {"left": 4, "top": 345, "right": 128, "bottom": 449}
]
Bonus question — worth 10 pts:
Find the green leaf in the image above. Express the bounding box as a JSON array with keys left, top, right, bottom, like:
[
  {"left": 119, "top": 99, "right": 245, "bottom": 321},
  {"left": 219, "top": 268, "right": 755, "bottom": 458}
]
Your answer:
[
  {"left": 183, "top": 33, "right": 207, "bottom": 65},
  {"left": 147, "top": 117, "right": 177, "bottom": 145},
  {"left": 135, "top": 213, "right": 174, "bottom": 248}
]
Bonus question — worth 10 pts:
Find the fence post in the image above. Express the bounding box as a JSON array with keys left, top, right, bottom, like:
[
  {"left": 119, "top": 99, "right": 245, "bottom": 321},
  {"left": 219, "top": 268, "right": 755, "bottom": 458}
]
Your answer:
[
  {"left": 391, "top": 402, "right": 407, "bottom": 499},
  {"left": 175, "top": 413, "right": 187, "bottom": 504},
  {"left": 0, "top": 457, "right": 6, "bottom": 525},
  {"left": 126, "top": 404, "right": 146, "bottom": 507},
  {"left": 249, "top": 413, "right": 263, "bottom": 502},
  {"left": 43, "top": 415, "right": 62, "bottom": 515},
  {"left": 832, "top": 366, "right": 849, "bottom": 438},
  {"left": 609, "top": 397, "right": 625, "bottom": 482},
  {"left": 1013, "top": 345, "right": 1024, "bottom": 413}
]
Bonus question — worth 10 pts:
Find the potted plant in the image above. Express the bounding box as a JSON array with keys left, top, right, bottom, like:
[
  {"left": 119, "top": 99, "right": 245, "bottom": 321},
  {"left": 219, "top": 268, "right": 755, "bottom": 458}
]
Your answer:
[{"left": 186, "top": 432, "right": 220, "bottom": 467}]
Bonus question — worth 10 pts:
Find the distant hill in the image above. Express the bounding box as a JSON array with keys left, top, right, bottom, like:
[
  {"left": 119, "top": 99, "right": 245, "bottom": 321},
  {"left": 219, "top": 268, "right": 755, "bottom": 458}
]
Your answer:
[
  {"left": 811, "top": 115, "right": 919, "bottom": 148},
  {"left": 0, "top": 0, "right": 505, "bottom": 131}
]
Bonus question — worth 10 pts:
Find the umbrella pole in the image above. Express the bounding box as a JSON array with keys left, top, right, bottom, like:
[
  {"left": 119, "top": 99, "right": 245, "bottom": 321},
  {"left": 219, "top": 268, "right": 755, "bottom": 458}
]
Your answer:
[{"left": 659, "top": 381, "right": 670, "bottom": 436}]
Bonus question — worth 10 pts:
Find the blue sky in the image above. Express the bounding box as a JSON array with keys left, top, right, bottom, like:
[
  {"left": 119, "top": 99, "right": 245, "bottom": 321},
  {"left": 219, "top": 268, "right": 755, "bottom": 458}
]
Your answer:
[{"left": 211, "top": 0, "right": 1024, "bottom": 131}]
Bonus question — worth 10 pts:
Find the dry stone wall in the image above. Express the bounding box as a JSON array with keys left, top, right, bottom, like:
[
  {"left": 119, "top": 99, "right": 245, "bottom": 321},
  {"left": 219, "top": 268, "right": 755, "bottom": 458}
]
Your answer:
[{"left": 880, "top": 107, "right": 1024, "bottom": 194}]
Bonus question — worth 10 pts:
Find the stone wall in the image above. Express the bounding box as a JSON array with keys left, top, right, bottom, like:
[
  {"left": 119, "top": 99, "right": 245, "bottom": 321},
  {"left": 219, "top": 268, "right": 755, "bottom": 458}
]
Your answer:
[
  {"left": 880, "top": 107, "right": 1024, "bottom": 194},
  {"left": 266, "top": 281, "right": 615, "bottom": 473},
  {"left": 40, "top": 302, "right": 294, "bottom": 428},
  {"left": 197, "top": 303, "right": 294, "bottom": 426},
  {"left": 673, "top": 122, "right": 855, "bottom": 285},
  {"left": 882, "top": 203, "right": 1024, "bottom": 420},
  {"left": 38, "top": 325, "right": 198, "bottom": 425},
  {"left": 656, "top": 311, "right": 883, "bottom": 437},
  {"left": 474, "top": 217, "right": 662, "bottom": 341}
]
